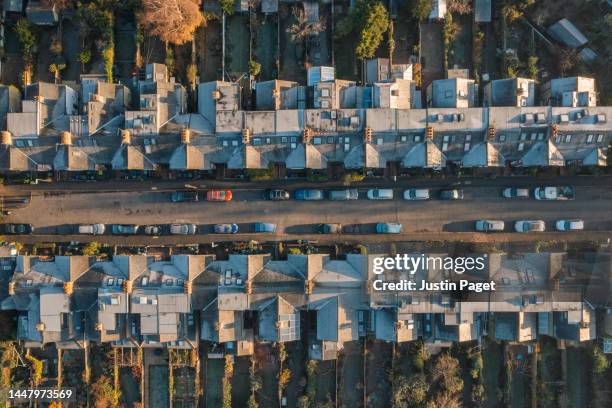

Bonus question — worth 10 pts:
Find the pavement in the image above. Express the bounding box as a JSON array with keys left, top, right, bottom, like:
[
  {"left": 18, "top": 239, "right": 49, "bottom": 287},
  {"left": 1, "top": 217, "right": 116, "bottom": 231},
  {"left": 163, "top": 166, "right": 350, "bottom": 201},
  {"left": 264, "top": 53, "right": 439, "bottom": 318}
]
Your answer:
[{"left": 1, "top": 175, "right": 611, "bottom": 244}]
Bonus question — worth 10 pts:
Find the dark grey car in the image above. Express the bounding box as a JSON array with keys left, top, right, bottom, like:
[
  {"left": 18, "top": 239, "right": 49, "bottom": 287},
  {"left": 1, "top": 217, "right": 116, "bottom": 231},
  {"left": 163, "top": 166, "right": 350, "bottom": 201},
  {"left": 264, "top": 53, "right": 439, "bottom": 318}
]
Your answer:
[
  {"left": 317, "top": 223, "right": 342, "bottom": 233},
  {"left": 328, "top": 189, "right": 358, "bottom": 201}
]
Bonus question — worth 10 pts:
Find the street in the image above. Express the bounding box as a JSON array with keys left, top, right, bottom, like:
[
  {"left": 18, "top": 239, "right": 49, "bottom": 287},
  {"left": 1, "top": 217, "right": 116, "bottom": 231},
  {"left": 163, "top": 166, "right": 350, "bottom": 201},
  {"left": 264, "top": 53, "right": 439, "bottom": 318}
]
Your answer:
[{"left": 2, "top": 176, "right": 611, "bottom": 244}]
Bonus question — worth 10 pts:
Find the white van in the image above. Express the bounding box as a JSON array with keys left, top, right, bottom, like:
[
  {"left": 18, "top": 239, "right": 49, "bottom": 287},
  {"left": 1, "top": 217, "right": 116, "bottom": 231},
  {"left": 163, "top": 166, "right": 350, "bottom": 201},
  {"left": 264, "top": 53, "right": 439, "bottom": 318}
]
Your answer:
[{"left": 78, "top": 224, "right": 105, "bottom": 235}]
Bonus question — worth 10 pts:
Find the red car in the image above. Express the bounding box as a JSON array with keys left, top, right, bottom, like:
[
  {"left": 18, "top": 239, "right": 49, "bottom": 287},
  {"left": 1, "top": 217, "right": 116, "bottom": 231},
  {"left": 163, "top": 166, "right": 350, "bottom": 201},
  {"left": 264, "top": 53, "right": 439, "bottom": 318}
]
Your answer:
[{"left": 206, "top": 190, "right": 232, "bottom": 202}]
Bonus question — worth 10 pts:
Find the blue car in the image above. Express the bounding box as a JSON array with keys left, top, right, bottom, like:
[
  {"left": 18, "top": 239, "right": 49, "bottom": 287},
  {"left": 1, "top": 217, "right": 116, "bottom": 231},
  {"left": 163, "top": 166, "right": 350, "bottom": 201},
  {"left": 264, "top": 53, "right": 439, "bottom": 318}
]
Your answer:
[
  {"left": 254, "top": 222, "right": 277, "bottom": 233},
  {"left": 376, "top": 223, "right": 402, "bottom": 234},
  {"left": 214, "top": 223, "right": 239, "bottom": 234},
  {"left": 294, "top": 189, "right": 324, "bottom": 201}
]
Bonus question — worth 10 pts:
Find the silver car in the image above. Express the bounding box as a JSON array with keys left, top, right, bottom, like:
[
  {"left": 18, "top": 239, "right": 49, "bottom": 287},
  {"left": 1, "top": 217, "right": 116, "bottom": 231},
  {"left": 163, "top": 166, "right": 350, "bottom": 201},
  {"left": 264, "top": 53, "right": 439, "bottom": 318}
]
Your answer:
[
  {"left": 475, "top": 220, "right": 505, "bottom": 232},
  {"left": 367, "top": 189, "right": 394, "bottom": 200},
  {"left": 328, "top": 189, "right": 359, "bottom": 201},
  {"left": 403, "top": 189, "right": 430, "bottom": 200},
  {"left": 502, "top": 187, "right": 529, "bottom": 198},
  {"left": 514, "top": 220, "right": 545, "bottom": 233},
  {"left": 170, "top": 224, "right": 197, "bottom": 235},
  {"left": 78, "top": 224, "right": 105, "bottom": 235}
]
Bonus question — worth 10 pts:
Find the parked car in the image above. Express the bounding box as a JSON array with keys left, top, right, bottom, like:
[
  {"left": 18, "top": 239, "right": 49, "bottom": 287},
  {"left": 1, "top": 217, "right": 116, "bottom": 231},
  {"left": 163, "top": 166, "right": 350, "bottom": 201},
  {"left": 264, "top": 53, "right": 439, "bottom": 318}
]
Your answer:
[
  {"left": 376, "top": 223, "right": 402, "bottom": 234},
  {"left": 534, "top": 186, "right": 574, "bottom": 200},
  {"left": 367, "top": 189, "right": 394, "bottom": 200},
  {"left": 254, "top": 222, "right": 277, "bottom": 233},
  {"left": 214, "top": 223, "right": 239, "bottom": 234},
  {"left": 403, "top": 189, "right": 430, "bottom": 200},
  {"left": 514, "top": 220, "right": 545, "bottom": 233},
  {"left": 263, "top": 189, "right": 290, "bottom": 200},
  {"left": 206, "top": 190, "right": 232, "bottom": 202},
  {"left": 294, "top": 189, "right": 324, "bottom": 200},
  {"left": 171, "top": 190, "right": 199, "bottom": 202},
  {"left": 440, "top": 189, "right": 464, "bottom": 200},
  {"left": 78, "top": 224, "right": 105, "bottom": 235},
  {"left": 2, "top": 223, "right": 33, "bottom": 235},
  {"left": 169, "top": 224, "right": 197, "bottom": 235},
  {"left": 556, "top": 219, "right": 584, "bottom": 231},
  {"left": 328, "top": 189, "right": 358, "bottom": 201},
  {"left": 143, "top": 225, "right": 163, "bottom": 235},
  {"left": 317, "top": 223, "right": 342, "bottom": 234},
  {"left": 343, "top": 224, "right": 362, "bottom": 234},
  {"left": 502, "top": 187, "right": 529, "bottom": 198},
  {"left": 111, "top": 224, "right": 140, "bottom": 235},
  {"left": 475, "top": 220, "right": 505, "bottom": 232}
]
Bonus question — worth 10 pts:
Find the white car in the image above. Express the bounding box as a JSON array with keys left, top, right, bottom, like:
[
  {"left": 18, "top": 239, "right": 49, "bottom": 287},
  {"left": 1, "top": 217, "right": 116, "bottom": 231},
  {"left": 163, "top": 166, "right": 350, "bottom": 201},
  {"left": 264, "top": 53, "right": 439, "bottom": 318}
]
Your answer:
[
  {"left": 367, "top": 189, "right": 394, "bottom": 200},
  {"left": 556, "top": 219, "right": 584, "bottom": 231},
  {"left": 403, "top": 189, "right": 430, "bottom": 200},
  {"left": 514, "top": 220, "right": 545, "bottom": 233},
  {"left": 78, "top": 224, "right": 105, "bottom": 235}
]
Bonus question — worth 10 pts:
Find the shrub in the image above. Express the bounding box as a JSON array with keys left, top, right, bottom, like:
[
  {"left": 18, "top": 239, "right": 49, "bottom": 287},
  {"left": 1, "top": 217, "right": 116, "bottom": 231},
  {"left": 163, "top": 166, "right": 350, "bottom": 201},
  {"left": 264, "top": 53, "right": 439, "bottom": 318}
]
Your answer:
[
  {"left": 103, "top": 44, "right": 114, "bottom": 83},
  {"left": 90, "top": 375, "right": 119, "bottom": 408},
  {"left": 354, "top": 244, "right": 368, "bottom": 255},
  {"left": 592, "top": 345, "right": 610, "bottom": 374},
  {"left": 278, "top": 368, "right": 291, "bottom": 393},
  {"left": 25, "top": 355, "right": 43, "bottom": 386},
  {"left": 249, "top": 60, "right": 261, "bottom": 77},
  {"left": 14, "top": 19, "right": 36, "bottom": 58},
  {"left": 247, "top": 167, "right": 274, "bottom": 181},
  {"left": 187, "top": 63, "right": 198, "bottom": 84},
  {"left": 342, "top": 171, "right": 365, "bottom": 184},
  {"left": 306, "top": 170, "right": 328, "bottom": 182},
  {"left": 79, "top": 48, "right": 92, "bottom": 64},
  {"left": 82, "top": 242, "right": 103, "bottom": 256},
  {"left": 219, "top": 0, "right": 235, "bottom": 15}
]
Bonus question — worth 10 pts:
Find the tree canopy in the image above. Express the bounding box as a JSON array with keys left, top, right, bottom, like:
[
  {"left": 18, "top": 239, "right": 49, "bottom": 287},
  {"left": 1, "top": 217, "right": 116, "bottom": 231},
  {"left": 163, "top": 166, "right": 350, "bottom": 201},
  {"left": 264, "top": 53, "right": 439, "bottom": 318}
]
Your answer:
[
  {"left": 406, "top": 0, "right": 433, "bottom": 21},
  {"left": 138, "top": 0, "right": 204, "bottom": 45},
  {"left": 336, "top": 0, "right": 389, "bottom": 60},
  {"left": 393, "top": 374, "right": 429, "bottom": 408},
  {"left": 90, "top": 375, "right": 118, "bottom": 408}
]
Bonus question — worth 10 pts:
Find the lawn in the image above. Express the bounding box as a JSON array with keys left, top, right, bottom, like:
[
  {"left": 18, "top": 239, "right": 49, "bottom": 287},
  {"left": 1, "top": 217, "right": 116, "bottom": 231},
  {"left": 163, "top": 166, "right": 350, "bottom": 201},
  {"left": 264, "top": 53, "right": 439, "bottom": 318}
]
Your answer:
[
  {"left": 149, "top": 364, "right": 169, "bottom": 408},
  {"left": 338, "top": 340, "right": 364, "bottom": 408},
  {"left": 254, "top": 14, "right": 278, "bottom": 80},
  {"left": 482, "top": 338, "right": 503, "bottom": 407},
  {"left": 226, "top": 14, "right": 250, "bottom": 75}
]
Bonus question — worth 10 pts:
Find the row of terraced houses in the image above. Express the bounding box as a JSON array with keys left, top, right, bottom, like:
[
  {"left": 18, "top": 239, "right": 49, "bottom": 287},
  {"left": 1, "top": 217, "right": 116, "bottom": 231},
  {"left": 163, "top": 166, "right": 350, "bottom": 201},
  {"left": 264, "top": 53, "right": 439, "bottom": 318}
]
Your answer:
[
  {"left": 0, "top": 61, "right": 609, "bottom": 177},
  {"left": 1, "top": 251, "right": 609, "bottom": 359}
]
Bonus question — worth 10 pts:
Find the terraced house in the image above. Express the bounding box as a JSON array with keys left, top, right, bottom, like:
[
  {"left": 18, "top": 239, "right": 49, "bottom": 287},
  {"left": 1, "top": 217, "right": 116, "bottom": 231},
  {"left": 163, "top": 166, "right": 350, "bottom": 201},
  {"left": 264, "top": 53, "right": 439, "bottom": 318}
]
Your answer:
[
  {"left": 0, "top": 63, "right": 609, "bottom": 178},
  {"left": 1, "top": 251, "right": 608, "bottom": 359}
]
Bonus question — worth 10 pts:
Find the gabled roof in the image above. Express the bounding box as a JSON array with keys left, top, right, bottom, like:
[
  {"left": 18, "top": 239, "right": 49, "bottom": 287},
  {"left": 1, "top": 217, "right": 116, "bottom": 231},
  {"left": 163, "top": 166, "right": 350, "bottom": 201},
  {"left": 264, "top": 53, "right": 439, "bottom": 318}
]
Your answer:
[
  {"left": 462, "top": 142, "right": 505, "bottom": 167},
  {"left": 402, "top": 141, "right": 446, "bottom": 168},
  {"left": 364, "top": 143, "right": 386, "bottom": 168},
  {"left": 521, "top": 140, "right": 565, "bottom": 167},
  {"left": 112, "top": 144, "right": 156, "bottom": 170},
  {"left": 53, "top": 145, "right": 96, "bottom": 171},
  {"left": 285, "top": 144, "right": 329, "bottom": 170},
  {"left": 344, "top": 144, "right": 365, "bottom": 169},
  {"left": 0, "top": 145, "right": 39, "bottom": 171},
  {"left": 581, "top": 147, "right": 607, "bottom": 166}
]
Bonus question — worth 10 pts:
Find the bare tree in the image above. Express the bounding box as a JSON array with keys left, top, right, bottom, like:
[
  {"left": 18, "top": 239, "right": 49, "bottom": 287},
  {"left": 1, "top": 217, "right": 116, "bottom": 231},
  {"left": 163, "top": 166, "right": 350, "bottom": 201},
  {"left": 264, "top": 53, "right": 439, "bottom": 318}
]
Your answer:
[
  {"left": 447, "top": 0, "right": 473, "bottom": 15},
  {"left": 286, "top": 6, "right": 326, "bottom": 44},
  {"left": 138, "top": 0, "right": 205, "bottom": 45},
  {"left": 559, "top": 48, "right": 578, "bottom": 77},
  {"left": 286, "top": 6, "right": 325, "bottom": 67}
]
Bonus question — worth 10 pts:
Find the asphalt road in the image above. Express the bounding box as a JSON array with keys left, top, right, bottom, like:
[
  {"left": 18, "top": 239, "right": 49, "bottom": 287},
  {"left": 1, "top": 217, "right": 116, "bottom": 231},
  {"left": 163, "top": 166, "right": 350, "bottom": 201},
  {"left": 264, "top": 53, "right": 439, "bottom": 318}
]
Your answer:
[{"left": 2, "top": 181, "right": 612, "bottom": 243}]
